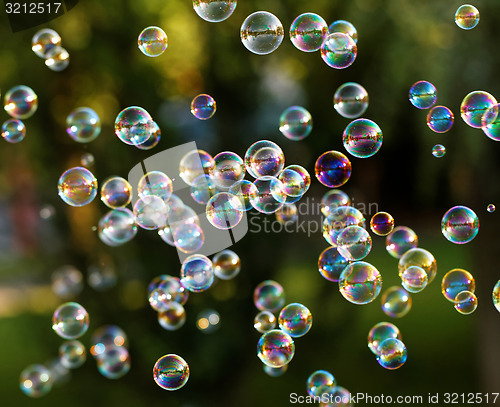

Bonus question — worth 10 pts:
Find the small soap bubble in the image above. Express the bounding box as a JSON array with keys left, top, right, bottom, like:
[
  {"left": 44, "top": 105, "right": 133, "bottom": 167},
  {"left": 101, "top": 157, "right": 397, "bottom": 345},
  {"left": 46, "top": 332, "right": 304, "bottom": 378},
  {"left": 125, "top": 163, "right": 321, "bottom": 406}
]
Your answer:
[
  {"left": 455, "top": 4, "right": 480, "bottom": 30},
  {"left": 153, "top": 354, "right": 189, "bottom": 390},
  {"left": 172, "top": 222, "right": 205, "bottom": 254},
  {"left": 337, "top": 225, "right": 372, "bottom": 261},
  {"left": 401, "top": 266, "right": 428, "bottom": 293},
  {"left": 254, "top": 311, "right": 276, "bottom": 333},
  {"left": 137, "top": 171, "right": 173, "bottom": 202},
  {"left": 377, "top": 338, "right": 407, "bottom": 370},
  {"left": 278, "top": 168, "right": 306, "bottom": 198},
  {"left": 339, "top": 261, "right": 382, "bottom": 305},
  {"left": 432, "top": 144, "right": 446, "bottom": 158},
  {"left": 66, "top": 107, "right": 101, "bottom": 143},
  {"left": 191, "top": 94, "right": 216, "bottom": 120},
  {"left": 278, "top": 303, "right": 312, "bottom": 338},
  {"left": 240, "top": 11, "right": 284, "bottom": 55},
  {"left": 156, "top": 275, "right": 189, "bottom": 305},
  {"left": 385, "top": 226, "right": 418, "bottom": 258},
  {"left": 409, "top": 81, "right": 437, "bottom": 110},
  {"left": 206, "top": 192, "right": 244, "bottom": 229},
  {"left": 59, "top": 340, "right": 86, "bottom": 369},
  {"left": 441, "top": 268, "right": 475, "bottom": 303},
  {"left": 213, "top": 249, "right": 240, "bottom": 280},
  {"left": 441, "top": 205, "right": 479, "bottom": 244},
  {"left": 286, "top": 165, "right": 311, "bottom": 193},
  {"left": 487, "top": 204, "right": 496, "bottom": 213},
  {"left": 276, "top": 203, "right": 298, "bottom": 224},
  {"left": 196, "top": 309, "right": 220, "bottom": 333},
  {"left": 158, "top": 302, "right": 186, "bottom": 331},
  {"left": 180, "top": 150, "right": 215, "bottom": 186},
  {"left": 20, "top": 364, "right": 52, "bottom": 398},
  {"left": 398, "top": 248, "right": 437, "bottom": 284},
  {"left": 307, "top": 370, "right": 335, "bottom": 397},
  {"left": 193, "top": 0, "right": 237, "bottom": 23},
  {"left": 1, "top": 119, "right": 26, "bottom": 143},
  {"left": 264, "top": 364, "right": 288, "bottom": 377},
  {"left": 210, "top": 151, "right": 245, "bottom": 188},
  {"left": 4, "top": 85, "right": 38, "bottom": 119},
  {"left": 52, "top": 302, "right": 89, "bottom": 340},
  {"left": 257, "top": 329, "right": 295, "bottom": 368},
  {"left": 180, "top": 254, "right": 214, "bottom": 292},
  {"left": 321, "top": 33, "right": 357, "bottom": 69},
  {"left": 190, "top": 174, "right": 218, "bottom": 205},
  {"left": 51, "top": 265, "right": 83, "bottom": 299},
  {"left": 136, "top": 121, "right": 161, "bottom": 150},
  {"left": 481, "top": 104, "right": 500, "bottom": 141},
  {"left": 323, "top": 206, "right": 365, "bottom": 246},
  {"left": 254, "top": 280, "right": 285, "bottom": 312},
  {"left": 320, "top": 189, "right": 350, "bottom": 217},
  {"left": 149, "top": 288, "right": 169, "bottom": 312},
  {"left": 315, "top": 151, "right": 352, "bottom": 188},
  {"left": 228, "top": 180, "right": 258, "bottom": 211},
  {"left": 58, "top": 167, "right": 98, "bottom": 207},
  {"left": 138, "top": 26, "right": 168, "bottom": 57},
  {"left": 45, "top": 46, "right": 70, "bottom": 71},
  {"left": 368, "top": 322, "right": 402, "bottom": 355},
  {"left": 245, "top": 140, "right": 285, "bottom": 179},
  {"left": 279, "top": 106, "right": 312, "bottom": 141},
  {"left": 334, "top": 82, "right": 368, "bottom": 119},
  {"left": 80, "top": 153, "right": 95, "bottom": 167},
  {"left": 98, "top": 208, "right": 138, "bottom": 246},
  {"left": 461, "top": 91, "right": 497, "bottom": 128},
  {"left": 250, "top": 176, "right": 286, "bottom": 214},
  {"left": 343, "top": 118, "right": 383, "bottom": 158},
  {"left": 97, "top": 346, "right": 131, "bottom": 379},
  {"left": 329, "top": 20, "right": 358, "bottom": 43},
  {"left": 318, "top": 246, "right": 350, "bottom": 282},
  {"left": 454, "top": 290, "right": 478, "bottom": 315},
  {"left": 370, "top": 212, "right": 394, "bottom": 236},
  {"left": 492, "top": 280, "right": 500, "bottom": 313},
  {"left": 133, "top": 195, "right": 167, "bottom": 230},
  {"left": 323, "top": 386, "right": 352, "bottom": 406},
  {"left": 381, "top": 286, "right": 412, "bottom": 318},
  {"left": 32, "top": 28, "right": 61, "bottom": 58},
  {"left": 114, "top": 106, "right": 154, "bottom": 146},
  {"left": 90, "top": 325, "right": 128, "bottom": 357},
  {"left": 101, "top": 176, "right": 133, "bottom": 209},
  {"left": 426, "top": 106, "right": 454, "bottom": 133},
  {"left": 289, "top": 13, "right": 329, "bottom": 52}
]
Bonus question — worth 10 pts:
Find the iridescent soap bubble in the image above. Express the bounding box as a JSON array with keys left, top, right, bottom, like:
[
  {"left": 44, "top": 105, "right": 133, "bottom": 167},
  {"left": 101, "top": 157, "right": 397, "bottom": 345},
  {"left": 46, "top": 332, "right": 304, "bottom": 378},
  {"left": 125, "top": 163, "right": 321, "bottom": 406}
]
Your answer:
[
  {"left": 481, "top": 104, "right": 500, "bottom": 141},
  {"left": 432, "top": 144, "right": 446, "bottom": 158},
  {"left": 136, "top": 121, "right": 161, "bottom": 150},
  {"left": 245, "top": 140, "right": 285, "bottom": 179},
  {"left": 278, "top": 168, "right": 306, "bottom": 197},
  {"left": 254, "top": 280, "right": 285, "bottom": 312},
  {"left": 240, "top": 11, "right": 284, "bottom": 55},
  {"left": 157, "top": 276, "right": 189, "bottom": 305},
  {"left": 196, "top": 309, "right": 221, "bottom": 334},
  {"left": 339, "top": 261, "right": 382, "bottom": 305},
  {"left": 370, "top": 212, "right": 394, "bottom": 236},
  {"left": 323, "top": 206, "right": 365, "bottom": 246},
  {"left": 90, "top": 325, "right": 128, "bottom": 357},
  {"left": 100, "top": 177, "right": 132, "bottom": 209},
  {"left": 401, "top": 266, "right": 428, "bottom": 293},
  {"left": 114, "top": 106, "right": 154, "bottom": 146},
  {"left": 455, "top": 4, "right": 480, "bottom": 30},
  {"left": 334, "top": 82, "right": 368, "bottom": 119},
  {"left": 52, "top": 302, "right": 89, "bottom": 340},
  {"left": 321, "top": 33, "right": 357, "bottom": 69},
  {"left": 329, "top": 20, "right": 358, "bottom": 43},
  {"left": 45, "top": 46, "right": 70, "bottom": 72},
  {"left": 191, "top": 94, "right": 216, "bottom": 120},
  {"left": 180, "top": 254, "right": 214, "bottom": 292},
  {"left": 254, "top": 311, "right": 276, "bottom": 333},
  {"left": 426, "top": 106, "right": 454, "bottom": 133},
  {"left": 377, "top": 338, "right": 407, "bottom": 370},
  {"left": 190, "top": 174, "right": 217, "bottom": 204},
  {"left": 213, "top": 249, "right": 240, "bottom": 280},
  {"left": 51, "top": 265, "right": 83, "bottom": 299},
  {"left": 179, "top": 149, "right": 214, "bottom": 186},
  {"left": 368, "top": 322, "right": 402, "bottom": 355},
  {"left": 315, "top": 151, "right": 352, "bottom": 188},
  {"left": 250, "top": 176, "right": 286, "bottom": 214},
  {"left": 209, "top": 151, "right": 245, "bottom": 188},
  {"left": 58, "top": 167, "right": 97, "bottom": 207},
  {"left": 307, "top": 370, "right": 335, "bottom": 397},
  {"left": 228, "top": 180, "right": 258, "bottom": 211},
  {"left": 4, "top": 85, "right": 38, "bottom": 119},
  {"left": 172, "top": 222, "right": 205, "bottom": 254},
  {"left": 385, "top": 226, "right": 418, "bottom": 258},
  {"left": 66, "top": 107, "right": 101, "bottom": 143},
  {"left": 318, "top": 246, "right": 350, "bottom": 282},
  {"left": 278, "top": 303, "right": 312, "bottom": 337},
  {"left": 441, "top": 205, "right": 479, "bottom": 244},
  {"left": 323, "top": 386, "right": 352, "bottom": 406},
  {"left": 158, "top": 302, "right": 186, "bottom": 331},
  {"left": 409, "top": 81, "right": 437, "bottom": 109},
  {"left": 133, "top": 195, "right": 167, "bottom": 230},
  {"left": 1, "top": 119, "right": 25, "bottom": 143},
  {"left": 337, "top": 225, "right": 372, "bottom": 261},
  {"left": 343, "top": 118, "right": 383, "bottom": 158},
  {"left": 488, "top": 204, "right": 496, "bottom": 213},
  {"left": 289, "top": 13, "right": 329, "bottom": 52},
  {"left": 441, "top": 268, "right": 475, "bottom": 302},
  {"left": 98, "top": 208, "right": 138, "bottom": 246},
  {"left": 279, "top": 106, "right": 312, "bottom": 141},
  {"left": 264, "top": 364, "right": 288, "bottom": 377},
  {"left": 97, "top": 346, "right": 131, "bottom": 379},
  {"left": 153, "top": 354, "right": 189, "bottom": 390},
  {"left": 149, "top": 288, "right": 169, "bottom": 312},
  {"left": 193, "top": 0, "right": 237, "bottom": 23},
  {"left": 257, "top": 329, "right": 295, "bottom": 367},
  {"left": 381, "top": 286, "right": 412, "bottom": 318},
  {"left": 19, "top": 364, "right": 52, "bottom": 398},
  {"left": 460, "top": 91, "right": 497, "bottom": 128},
  {"left": 59, "top": 340, "right": 86, "bottom": 369},
  {"left": 454, "top": 290, "right": 478, "bottom": 314},
  {"left": 320, "top": 189, "right": 350, "bottom": 217},
  {"left": 276, "top": 203, "right": 298, "bottom": 224},
  {"left": 493, "top": 280, "right": 500, "bottom": 313},
  {"left": 137, "top": 171, "right": 173, "bottom": 202},
  {"left": 138, "top": 26, "right": 168, "bottom": 57},
  {"left": 206, "top": 192, "right": 244, "bottom": 229},
  {"left": 285, "top": 164, "right": 311, "bottom": 194},
  {"left": 32, "top": 28, "right": 61, "bottom": 58},
  {"left": 398, "top": 248, "right": 437, "bottom": 283}
]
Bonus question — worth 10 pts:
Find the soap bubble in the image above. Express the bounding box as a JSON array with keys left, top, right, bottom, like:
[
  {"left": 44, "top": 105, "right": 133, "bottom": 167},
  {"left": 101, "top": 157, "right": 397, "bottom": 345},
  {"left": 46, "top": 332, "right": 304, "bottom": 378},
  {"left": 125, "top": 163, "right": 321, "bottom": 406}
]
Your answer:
[
  {"left": 59, "top": 340, "right": 86, "bottom": 369},
  {"left": 321, "top": 33, "right": 357, "bottom": 69},
  {"left": 136, "top": 121, "right": 161, "bottom": 150},
  {"left": 370, "top": 212, "right": 394, "bottom": 236},
  {"left": 245, "top": 140, "right": 285, "bottom": 179},
  {"left": 1, "top": 119, "right": 25, "bottom": 143},
  {"left": 213, "top": 249, "right": 240, "bottom": 280},
  {"left": 180, "top": 254, "right": 214, "bottom": 292},
  {"left": 315, "top": 151, "right": 352, "bottom": 188},
  {"left": 114, "top": 106, "right": 154, "bottom": 146},
  {"left": 455, "top": 4, "right": 480, "bottom": 30},
  {"left": 153, "top": 354, "right": 190, "bottom": 390},
  {"left": 334, "top": 82, "right": 368, "bottom": 119},
  {"left": 257, "top": 329, "right": 295, "bottom": 367},
  {"left": 158, "top": 302, "right": 186, "bottom": 331},
  {"left": 193, "top": 0, "right": 237, "bottom": 22},
  {"left": 45, "top": 46, "right": 70, "bottom": 72},
  {"left": 488, "top": 204, "right": 496, "bottom": 213},
  {"left": 454, "top": 290, "right": 478, "bottom": 314},
  {"left": 66, "top": 107, "right": 101, "bottom": 143},
  {"left": 337, "top": 225, "right": 372, "bottom": 261},
  {"left": 19, "top": 364, "right": 52, "bottom": 398},
  {"left": 339, "top": 261, "right": 382, "bottom": 305},
  {"left": 400, "top": 266, "right": 428, "bottom": 293},
  {"left": 250, "top": 176, "right": 286, "bottom": 214},
  {"left": 100, "top": 177, "right": 133, "bottom": 209},
  {"left": 4, "top": 85, "right": 38, "bottom": 119},
  {"left": 80, "top": 153, "right": 95, "bottom": 167},
  {"left": 98, "top": 208, "right": 138, "bottom": 246},
  {"left": 323, "top": 206, "right": 365, "bottom": 247},
  {"left": 32, "top": 28, "right": 61, "bottom": 58},
  {"left": 432, "top": 144, "right": 446, "bottom": 158},
  {"left": 206, "top": 192, "right": 244, "bottom": 229},
  {"left": 196, "top": 309, "right": 221, "bottom": 334},
  {"left": 180, "top": 149, "right": 214, "bottom": 186},
  {"left": 381, "top": 286, "right": 412, "bottom": 318},
  {"left": 377, "top": 338, "right": 407, "bottom": 370},
  {"left": 320, "top": 189, "right": 350, "bottom": 217},
  {"left": 156, "top": 276, "right": 189, "bottom": 305},
  {"left": 210, "top": 151, "right": 245, "bottom": 188},
  {"left": 343, "top": 118, "right": 383, "bottom": 158},
  {"left": 149, "top": 288, "right": 169, "bottom": 312},
  {"left": 284, "top": 164, "right": 311, "bottom": 193},
  {"left": 276, "top": 203, "right": 298, "bottom": 224},
  {"left": 368, "top": 322, "right": 402, "bottom": 355},
  {"left": 278, "top": 168, "right": 306, "bottom": 197},
  {"left": 441, "top": 268, "right": 475, "bottom": 302},
  {"left": 190, "top": 174, "right": 218, "bottom": 205},
  {"left": 441, "top": 205, "right": 479, "bottom": 244},
  {"left": 90, "top": 325, "right": 128, "bottom": 357},
  {"left": 307, "top": 370, "right": 335, "bottom": 397},
  {"left": 481, "top": 104, "right": 500, "bottom": 141},
  {"left": 279, "top": 106, "right": 312, "bottom": 141},
  {"left": 318, "top": 246, "right": 350, "bottom": 282},
  {"left": 278, "top": 303, "right": 312, "bottom": 337},
  {"left": 240, "top": 11, "right": 284, "bottom": 55},
  {"left": 228, "top": 180, "right": 258, "bottom": 210},
  {"left": 461, "top": 91, "right": 497, "bottom": 128},
  {"left": 172, "top": 222, "right": 205, "bottom": 254},
  {"left": 138, "top": 171, "right": 173, "bottom": 202},
  {"left": 51, "top": 265, "right": 83, "bottom": 299},
  {"left": 138, "top": 26, "right": 168, "bottom": 57},
  {"left": 254, "top": 311, "right": 276, "bottom": 333},
  {"left": 329, "top": 20, "right": 358, "bottom": 43},
  {"left": 52, "top": 302, "right": 89, "bottom": 340},
  {"left": 58, "top": 167, "right": 98, "bottom": 207},
  {"left": 264, "top": 364, "right": 288, "bottom": 377},
  {"left": 133, "top": 195, "right": 167, "bottom": 230},
  {"left": 289, "top": 13, "right": 329, "bottom": 52},
  {"left": 409, "top": 81, "right": 437, "bottom": 109},
  {"left": 191, "top": 94, "right": 216, "bottom": 120},
  {"left": 426, "top": 106, "right": 454, "bottom": 133},
  {"left": 398, "top": 248, "right": 437, "bottom": 284},
  {"left": 492, "top": 280, "right": 500, "bottom": 313},
  {"left": 323, "top": 386, "right": 352, "bottom": 406},
  {"left": 254, "top": 280, "right": 285, "bottom": 312},
  {"left": 386, "top": 226, "right": 418, "bottom": 258},
  {"left": 97, "top": 346, "right": 131, "bottom": 379}
]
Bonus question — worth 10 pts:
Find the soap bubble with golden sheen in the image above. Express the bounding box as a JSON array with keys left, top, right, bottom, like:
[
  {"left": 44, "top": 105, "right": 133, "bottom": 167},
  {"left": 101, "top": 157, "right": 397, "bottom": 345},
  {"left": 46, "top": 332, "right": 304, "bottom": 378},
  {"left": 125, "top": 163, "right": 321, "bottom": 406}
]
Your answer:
[
  {"left": 158, "top": 302, "right": 186, "bottom": 331},
  {"left": 315, "top": 151, "right": 352, "bottom": 188},
  {"left": 377, "top": 338, "right": 407, "bottom": 370},
  {"left": 138, "top": 26, "right": 168, "bottom": 57},
  {"left": 240, "top": 11, "right": 284, "bottom": 55},
  {"left": 254, "top": 311, "right": 276, "bottom": 333},
  {"left": 257, "top": 329, "right": 295, "bottom": 367},
  {"left": 368, "top": 322, "right": 402, "bottom": 355},
  {"left": 339, "top": 261, "right": 382, "bottom": 305},
  {"left": 398, "top": 247, "right": 437, "bottom": 284},
  {"left": 370, "top": 212, "right": 394, "bottom": 236},
  {"left": 441, "top": 268, "right": 475, "bottom": 303},
  {"left": 400, "top": 266, "right": 428, "bottom": 293},
  {"left": 454, "top": 290, "right": 478, "bottom": 315},
  {"left": 307, "top": 370, "right": 335, "bottom": 397},
  {"left": 100, "top": 176, "right": 132, "bottom": 209},
  {"left": 193, "top": 0, "right": 237, "bottom": 23},
  {"left": 58, "top": 167, "right": 98, "bottom": 207},
  {"left": 213, "top": 249, "right": 240, "bottom": 280},
  {"left": 455, "top": 4, "right": 480, "bottom": 30},
  {"left": 4, "top": 85, "right": 38, "bottom": 119},
  {"left": 386, "top": 226, "right": 418, "bottom": 258},
  {"left": 32, "top": 28, "right": 61, "bottom": 57},
  {"left": 441, "top": 205, "right": 479, "bottom": 244},
  {"left": 45, "top": 46, "right": 70, "bottom": 72}
]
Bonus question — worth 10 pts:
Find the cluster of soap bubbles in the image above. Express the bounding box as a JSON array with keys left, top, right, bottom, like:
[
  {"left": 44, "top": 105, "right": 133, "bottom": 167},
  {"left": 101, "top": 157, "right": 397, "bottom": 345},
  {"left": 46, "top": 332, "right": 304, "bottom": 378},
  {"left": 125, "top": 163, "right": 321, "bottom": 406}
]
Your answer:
[
  {"left": 441, "top": 269, "right": 478, "bottom": 315},
  {"left": 368, "top": 322, "right": 407, "bottom": 370},
  {"left": 306, "top": 370, "right": 352, "bottom": 405},
  {"left": 32, "top": 28, "right": 69, "bottom": 71},
  {"left": 2, "top": 85, "right": 38, "bottom": 143},
  {"left": 90, "top": 325, "right": 131, "bottom": 379}
]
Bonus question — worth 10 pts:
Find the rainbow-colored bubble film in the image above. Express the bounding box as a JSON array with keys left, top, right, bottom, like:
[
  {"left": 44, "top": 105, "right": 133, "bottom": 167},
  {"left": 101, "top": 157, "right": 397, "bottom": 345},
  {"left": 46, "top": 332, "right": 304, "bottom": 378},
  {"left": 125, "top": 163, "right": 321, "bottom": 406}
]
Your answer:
[
  {"left": 336, "top": 225, "right": 372, "bottom": 261},
  {"left": 66, "top": 107, "right": 101, "bottom": 143},
  {"left": 381, "top": 286, "right": 412, "bottom": 318},
  {"left": 257, "top": 329, "right": 295, "bottom": 368},
  {"left": 321, "top": 33, "right": 357, "bottom": 69},
  {"left": 339, "top": 261, "right": 382, "bottom": 305},
  {"left": 315, "top": 151, "right": 352, "bottom": 188},
  {"left": 334, "top": 82, "right": 368, "bottom": 119},
  {"left": 398, "top": 248, "right": 437, "bottom": 284},
  {"left": 441, "top": 205, "right": 479, "bottom": 244},
  {"left": 254, "top": 311, "right": 276, "bottom": 334},
  {"left": 153, "top": 354, "right": 189, "bottom": 390},
  {"left": 1, "top": 119, "right": 26, "bottom": 143},
  {"left": 376, "top": 338, "right": 407, "bottom": 370},
  {"left": 455, "top": 4, "right": 480, "bottom": 30},
  {"left": 19, "top": 364, "right": 53, "bottom": 398},
  {"left": 307, "top": 370, "right": 336, "bottom": 397},
  {"left": 409, "top": 81, "right": 437, "bottom": 109},
  {"left": 367, "top": 322, "right": 402, "bottom": 355},
  {"left": 138, "top": 26, "right": 168, "bottom": 57},
  {"left": 193, "top": 0, "right": 237, "bottom": 23},
  {"left": 318, "top": 246, "right": 350, "bottom": 282},
  {"left": 426, "top": 106, "right": 454, "bottom": 133},
  {"left": 97, "top": 346, "right": 131, "bottom": 379},
  {"left": 385, "top": 226, "right": 418, "bottom": 258},
  {"left": 400, "top": 266, "right": 428, "bottom": 293},
  {"left": 432, "top": 144, "right": 446, "bottom": 158},
  {"left": 59, "top": 340, "right": 87, "bottom": 369},
  {"left": 32, "top": 28, "right": 61, "bottom": 58},
  {"left": 454, "top": 291, "right": 478, "bottom": 315},
  {"left": 180, "top": 254, "right": 214, "bottom": 292},
  {"left": 460, "top": 91, "right": 497, "bottom": 128},
  {"left": 4, "top": 85, "right": 38, "bottom": 119},
  {"left": 254, "top": 280, "right": 285, "bottom": 312},
  {"left": 278, "top": 303, "right": 313, "bottom": 338},
  {"left": 343, "top": 118, "right": 383, "bottom": 158},
  {"left": 191, "top": 94, "right": 216, "bottom": 120},
  {"left": 279, "top": 106, "right": 313, "bottom": 141},
  {"left": 441, "top": 268, "right": 476, "bottom": 303},
  {"left": 329, "top": 20, "right": 358, "bottom": 43},
  {"left": 289, "top": 13, "right": 329, "bottom": 53},
  {"left": 240, "top": 12, "right": 284, "bottom": 55},
  {"left": 370, "top": 212, "right": 394, "bottom": 236}
]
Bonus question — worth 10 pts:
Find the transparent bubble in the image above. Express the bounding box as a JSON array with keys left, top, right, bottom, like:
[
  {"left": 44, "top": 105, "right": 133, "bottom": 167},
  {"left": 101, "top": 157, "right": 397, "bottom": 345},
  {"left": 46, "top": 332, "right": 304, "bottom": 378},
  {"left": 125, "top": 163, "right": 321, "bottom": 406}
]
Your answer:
[
  {"left": 156, "top": 275, "right": 189, "bottom": 305},
  {"left": 285, "top": 164, "right": 311, "bottom": 193},
  {"left": 179, "top": 150, "right": 214, "bottom": 186},
  {"left": 136, "top": 121, "right": 161, "bottom": 150},
  {"left": 377, "top": 338, "right": 407, "bottom": 370},
  {"left": 59, "top": 340, "right": 86, "bottom": 369},
  {"left": 250, "top": 176, "right": 286, "bottom": 214},
  {"left": 158, "top": 302, "right": 186, "bottom": 331},
  {"left": 191, "top": 94, "right": 216, "bottom": 120},
  {"left": 240, "top": 11, "right": 284, "bottom": 55},
  {"left": 432, "top": 144, "right": 446, "bottom": 158},
  {"left": 307, "top": 370, "right": 335, "bottom": 397},
  {"left": 32, "top": 28, "right": 61, "bottom": 58},
  {"left": 138, "top": 171, "right": 173, "bottom": 202},
  {"left": 278, "top": 168, "right": 306, "bottom": 197},
  {"left": 45, "top": 46, "right": 70, "bottom": 72},
  {"left": 1, "top": 119, "right": 25, "bottom": 143},
  {"left": 318, "top": 246, "right": 350, "bottom": 282},
  {"left": 66, "top": 107, "right": 101, "bottom": 143},
  {"left": 172, "top": 222, "right": 205, "bottom": 254},
  {"left": 180, "top": 254, "right": 214, "bottom": 292},
  {"left": 339, "top": 261, "right": 382, "bottom": 305},
  {"left": 321, "top": 386, "right": 353, "bottom": 407},
  {"left": 426, "top": 106, "right": 454, "bottom": 133},
  {"left": 257, "top": 329, "right": 295, "bottom": 368},
  {"left": 114, "top": 106, "right": 154, "bottom": 146},
  {"left": 454, "top": 290, "right": 478, "bottom": 315},
  {"left": 149, "top": 288, "right": 169, "bottom": 312},
  {"left": 337, "top": 225, "right": 372, "bottom": 261},
  {"left": 398, "top": 247, "right": 437, "bottom": 283},
  {"left": 370, "top": 212, "right": 394, "bottom": 236},
  {"left": 133, "top": 195, "right": 167, "bottom": 230},
  {"left": 461, "top": 91, "right": 497, "bottom": 128},
  {"left": 153, "top": 354, "right": 189, "bottom": 390},
  {"left": 386, "top": 226, "right": 418, "bottom": 258},
  {"left": 492, "top": 280, "right": 500, "bottom": 313},
  {"left": 98, "top": 208, "right": 138, "bottom": 246},
  {"left": 100, "top": 177, "right": 132, "bottom": 209},
  {"left": 343, "top": 118, "right": 383, "bottom": 158},
  {"left": 245, "top": 140, "right": 285, "bottom": 179},
  {"left": 323, "top": 206, "right": 365, "bottom": 247},
  {"left": 52, "top": 302, "right": 89, "bottom": 340},
  {"left": 279, "top": 106, "right": 312, "bottom": 141},
  {"left": 320, "top": 189, "right": 350, "bottom": 217},
  {"left": 20, "top": 364, "right": 52, "bottom": 398},
  {"left": 401, "top": 266, "right": 428, "bottom": 293},
  {"left": 4, "top": 85, "right": 38, "bottom": 119},
  {"left": 254, "top": 310, "right": 276, "bottom": 333},
  {"left": 206, "top": 192, "right": 244, "bottom": 229},
  {"left": 58, "top": 167, "right": 97, "bottom": 207},
  {"left": 278, "top": 303, "right": 312, "bottom": 338},
  {"left": 209, "top": 151, "right": 245, "bottom": 188},
  {"left": 276, "top": 203, "right": 298, "bottom": 224},
  {"left": 228, "top": 180, "right": 258, "bottom": 211},
  {"left": 190, "top": 174, "right": 218, "bottom": 205},
  {"left": 441, "top": 268, "right": 475, "bottom": 303},
  {"left": 196, "top": 309, "right": 221, "bottom": 334},
  {"left": 321, "top": 33, "right": 357, "bottom": 69},
  {"left": 455, "top": 4, "right": 480, "bottom": 30},
  {"left": 441, "top": 205, "right": 479, "bottom": 244},
  {"left": 90, "top": 325, "right": 128, "bottom": 358},
  {"left": 368, "top": 322, "right": 402, "bottom": 355},
  {"left": 193, "top": 0, "right": 237, "bottom": 22},
  {"left": 334, "top": 82, "right": 368, "bottom": 119},
  {"left": 329, "top": 20, "right": 358, "bottom": 43},
  {"left": 254, "top": 280, "right": 285, "bottom": 312},
  {"left": 409, "top": 81, "right": 437, "bottom": 109},
  {"left": 481, "top": 104, "right": 500, "bottom": 141},
  {"left": 213, "top": 249, "right": 240, "bottom": 280},
  {"left": 315, "top": 151, "right": 352, "bottom": 188},
  {"left": 381, "top": 286, "right": 412, "bottom": 318},
  {"left": 81, "top": 153, "right": 95, "bottom": 167},
  {"left": 138, "top": 26, "right": 168, "bottom": 57},
  {"left": 52, "top": 265, "right": 83, "bottom": 299},
  {"left": 289, "top": 13, "right": 328, "bottom": 52},
  {"left": 264, "top": 364, "right": 288, "bottom": 377},
  {"left": 488, "top": 204, "right": 496, "bottom": 213},
  {"left": 97, "top": 346, "right": 131, "bottom": 379}
]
